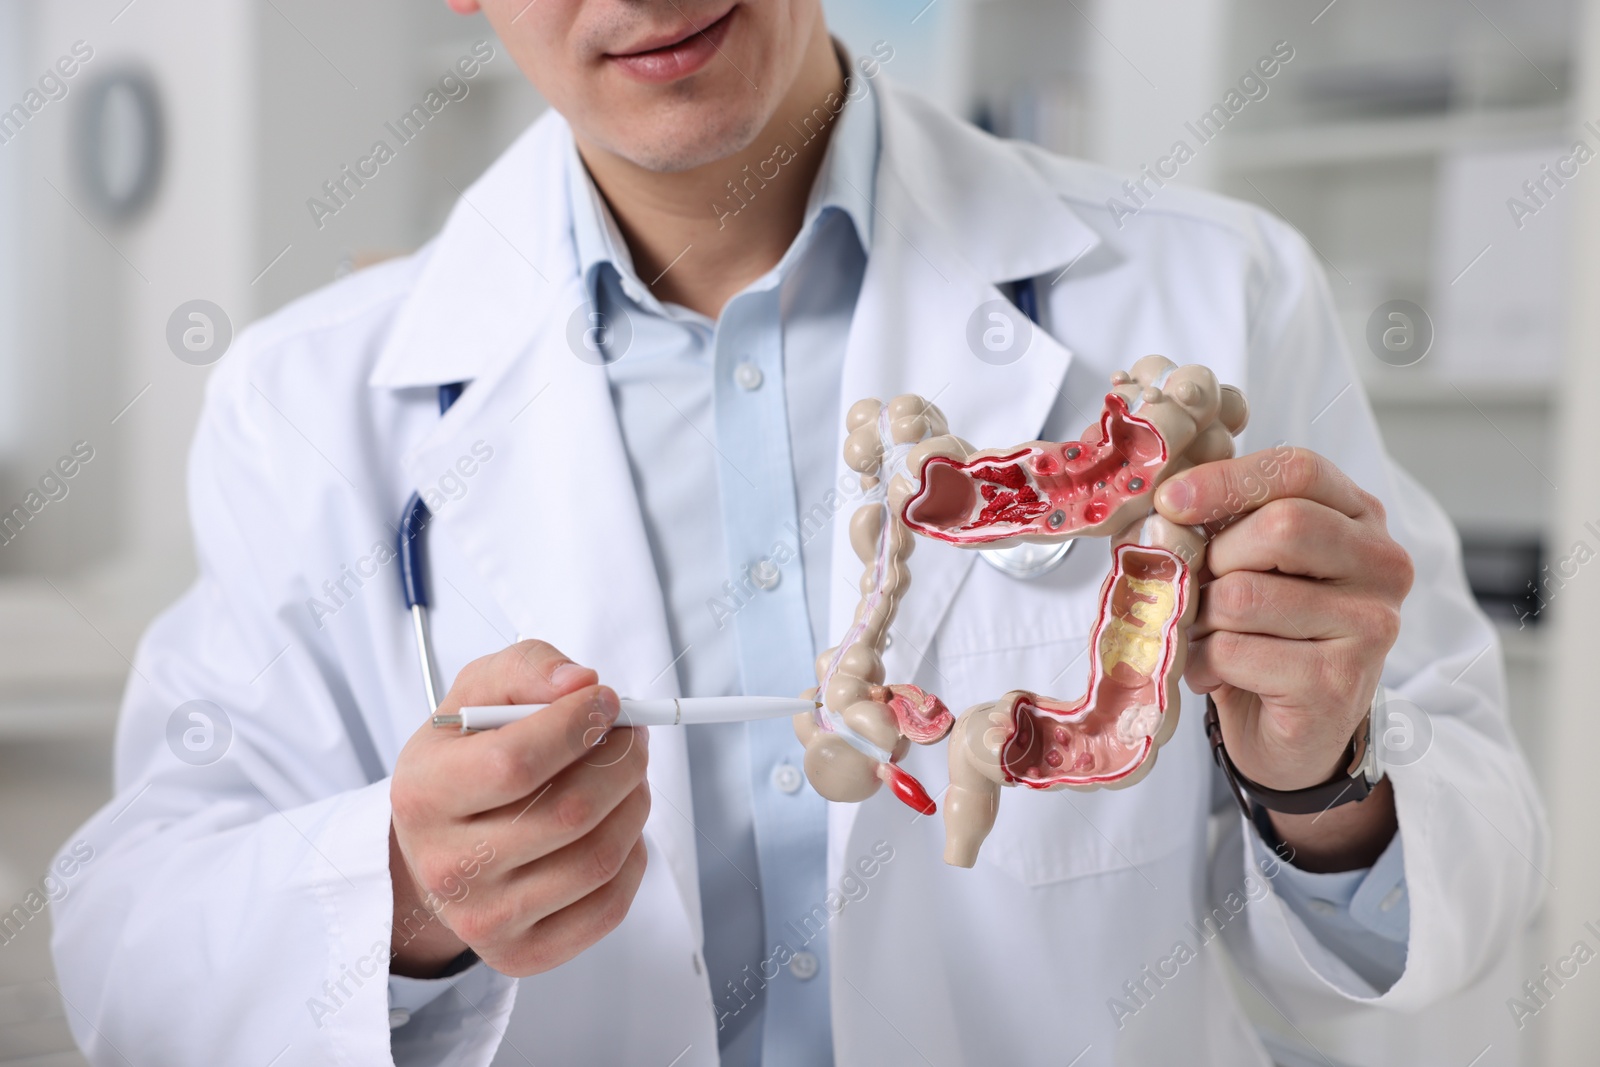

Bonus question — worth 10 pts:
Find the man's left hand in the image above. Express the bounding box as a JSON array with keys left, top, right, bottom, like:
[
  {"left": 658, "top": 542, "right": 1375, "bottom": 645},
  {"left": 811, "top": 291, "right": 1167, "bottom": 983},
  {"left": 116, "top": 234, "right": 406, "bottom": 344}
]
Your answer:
[{"left": 1154, "top": 446, "right": 1414, "bottom": 869}]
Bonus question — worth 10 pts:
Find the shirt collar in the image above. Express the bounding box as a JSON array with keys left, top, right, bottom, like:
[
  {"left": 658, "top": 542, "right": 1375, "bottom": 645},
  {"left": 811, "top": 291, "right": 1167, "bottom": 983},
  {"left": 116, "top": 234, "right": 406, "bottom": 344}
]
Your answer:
[{"left": 565, "top": 43, "right": 880, "bottom": 312}]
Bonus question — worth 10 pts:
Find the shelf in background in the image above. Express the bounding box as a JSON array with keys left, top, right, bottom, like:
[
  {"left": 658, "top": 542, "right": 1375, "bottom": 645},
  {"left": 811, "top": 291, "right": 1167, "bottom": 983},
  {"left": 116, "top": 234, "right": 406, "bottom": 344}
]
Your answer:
[
  {"left": 0, "top": 556, "right": 188, "bottom": 740},
  {"left": 1497, "top": 618, "right": 1547, "bottom": 666},
  {"left": 1360, "top": 376, "right": 1553, "bottom": 408},
  {"left": 1221, "top": 105, "right": 1571, "bottom": 171}
]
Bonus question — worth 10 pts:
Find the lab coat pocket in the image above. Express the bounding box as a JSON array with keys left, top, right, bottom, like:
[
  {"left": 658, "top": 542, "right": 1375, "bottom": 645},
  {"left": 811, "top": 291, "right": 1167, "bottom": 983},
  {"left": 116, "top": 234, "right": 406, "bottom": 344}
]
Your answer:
[{"left": 934, "top": 634, "right": 1203, "bottom": 889}]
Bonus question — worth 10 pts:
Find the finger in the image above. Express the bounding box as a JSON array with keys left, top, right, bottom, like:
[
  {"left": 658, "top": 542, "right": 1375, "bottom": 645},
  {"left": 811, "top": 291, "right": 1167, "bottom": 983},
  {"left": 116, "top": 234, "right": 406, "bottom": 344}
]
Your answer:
[
  {"left": 1182, "top": 635, "right": 1224, "bottom": 694},
  {"left": 425, "top": 685, "right": 622, "bottom": 816},
  {"left": 1185, "top": 630, "right": 1354, "bottom": 703},
  {"left": 1155, "top": 446, "right": 1378, "bottom": 529},
  {"left": 499, "top": 837, "right": 649, "bottom": 977},
  {"left": 1204, "top": 499, "right": 1371, "bottom": 580},
  {"left": 576, "top": 714, "right": 648, "bottom": 772},
  {"left": 1191, "top": 571, "right": 1371, "bottom": 642},
  {"left": 1218, "top": 384, "right": 1249, "bottom": 436},
  {"left": 442, "top": 640, "right": 598, "bottom": 711},
  {"left": 478, "top": 727, "right": 650, "bottom": 866},
  {"left": 512, "top": 780, "right": 652, "bottom": 921}
]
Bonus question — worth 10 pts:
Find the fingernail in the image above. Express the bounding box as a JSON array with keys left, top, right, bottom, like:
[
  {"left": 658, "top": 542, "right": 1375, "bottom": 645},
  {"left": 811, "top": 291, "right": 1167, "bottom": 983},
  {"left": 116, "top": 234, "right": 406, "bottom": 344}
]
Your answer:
[
  {"left": 595, "top": 687, "right": 621, "bottom": 723},
  {"left": 551, "top": 662, "right": 590, "bottom": 690},
  {"left": 1158, "top": 477, "right": 1192, "bottom": 512}
]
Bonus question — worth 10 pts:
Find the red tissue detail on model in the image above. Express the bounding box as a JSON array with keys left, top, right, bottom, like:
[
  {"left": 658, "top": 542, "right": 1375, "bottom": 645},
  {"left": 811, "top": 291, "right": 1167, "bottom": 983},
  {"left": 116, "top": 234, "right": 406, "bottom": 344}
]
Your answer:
[
  {"left": 971, "top": 453, "right": 1052, "bottom": 527},
  {"left": 971, "top": 463, "right": 1028, "bottom": 490},
  {"left": 879, "top": 762, "right": 938, "bottom": 816},
  {"left": 997, "top": 544, "right": 1189, "bottom": 788},
  {"left": 901, "top": 393, "right": 1169, "bottom": 544},
  {"left": 883, "top": 684, "right": 954, "bottom": 745}
]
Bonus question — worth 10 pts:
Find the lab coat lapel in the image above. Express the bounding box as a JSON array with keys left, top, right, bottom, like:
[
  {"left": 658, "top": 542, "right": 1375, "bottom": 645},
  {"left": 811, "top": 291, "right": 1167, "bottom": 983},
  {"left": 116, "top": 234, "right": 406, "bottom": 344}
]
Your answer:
[
  {"left": 400, "top": 290, "right": 677, "bottom": 694},
  {"left": 825, "top": 84, "right": 1101, "bottom": 865},
  {"left": 375, "top": 111, "right": 705, "bottom": 943}
]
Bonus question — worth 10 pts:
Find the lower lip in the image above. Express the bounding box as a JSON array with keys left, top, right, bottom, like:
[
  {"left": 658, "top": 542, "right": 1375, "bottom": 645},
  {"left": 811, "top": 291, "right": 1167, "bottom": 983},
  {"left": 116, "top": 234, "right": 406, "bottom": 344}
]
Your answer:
[{"left": 606, "top": 8, "right": 734, "bottom": 84}]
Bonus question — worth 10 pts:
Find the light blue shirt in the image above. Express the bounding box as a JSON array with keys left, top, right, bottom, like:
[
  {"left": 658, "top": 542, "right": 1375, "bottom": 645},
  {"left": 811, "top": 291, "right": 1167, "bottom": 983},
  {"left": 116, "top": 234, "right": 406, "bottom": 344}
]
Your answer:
[
  {"left": 484, "top": 53, "right": 1415, "bottom": 1063},
  {"left": 565, "top": 56, "right": 876, "bottom": 1067},
  {"left": 1247, "top": 811, "right": 1409, "bottom": 988}
]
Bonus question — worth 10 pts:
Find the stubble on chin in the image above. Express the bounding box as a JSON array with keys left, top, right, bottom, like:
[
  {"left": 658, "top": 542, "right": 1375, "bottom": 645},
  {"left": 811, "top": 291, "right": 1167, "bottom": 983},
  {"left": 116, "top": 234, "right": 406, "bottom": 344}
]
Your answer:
[{"left": 587, "top": 91, "right": 769, "bottom": 174}]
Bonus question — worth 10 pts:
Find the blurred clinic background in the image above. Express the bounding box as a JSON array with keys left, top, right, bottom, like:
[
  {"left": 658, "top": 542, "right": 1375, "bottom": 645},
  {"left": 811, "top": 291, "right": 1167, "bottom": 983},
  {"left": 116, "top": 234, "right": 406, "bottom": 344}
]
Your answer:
[{"left": 2, "top": 0, "right": 1599, "bottom": 1064}]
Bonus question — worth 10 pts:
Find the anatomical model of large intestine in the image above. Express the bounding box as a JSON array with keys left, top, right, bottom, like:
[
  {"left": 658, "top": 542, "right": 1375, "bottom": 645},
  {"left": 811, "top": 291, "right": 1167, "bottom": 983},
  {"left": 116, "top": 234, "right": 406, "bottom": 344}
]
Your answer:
[{"left": 794, "top": 356, "right": 1249, "bottom": 867}]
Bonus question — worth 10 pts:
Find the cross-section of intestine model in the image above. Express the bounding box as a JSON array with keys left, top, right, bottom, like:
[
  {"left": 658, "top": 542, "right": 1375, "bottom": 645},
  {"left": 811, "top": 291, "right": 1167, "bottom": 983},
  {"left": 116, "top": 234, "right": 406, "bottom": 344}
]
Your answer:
[{"left": 794, "top": 356, "right": 1248, "bottom": 867}]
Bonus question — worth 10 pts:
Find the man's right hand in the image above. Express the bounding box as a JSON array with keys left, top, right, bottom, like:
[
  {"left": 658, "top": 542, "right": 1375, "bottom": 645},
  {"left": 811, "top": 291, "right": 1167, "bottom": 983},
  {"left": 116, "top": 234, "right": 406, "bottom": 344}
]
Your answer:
[{"left": 389, "top": 641, "right": 651, "bottom": 978}]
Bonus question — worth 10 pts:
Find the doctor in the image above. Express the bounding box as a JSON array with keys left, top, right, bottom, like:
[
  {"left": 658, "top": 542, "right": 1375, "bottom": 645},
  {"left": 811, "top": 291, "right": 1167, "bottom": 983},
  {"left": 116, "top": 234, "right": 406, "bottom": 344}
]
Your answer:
[{"left": 52, "top": 2, "right": 1545, "bottom": 1065}]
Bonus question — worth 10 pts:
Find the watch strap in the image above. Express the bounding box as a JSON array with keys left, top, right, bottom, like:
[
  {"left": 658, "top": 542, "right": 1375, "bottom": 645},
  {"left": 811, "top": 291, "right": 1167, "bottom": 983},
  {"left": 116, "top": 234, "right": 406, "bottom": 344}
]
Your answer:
[{"left": 1205, "top": 696, "right": 1374, "bottom": 816}]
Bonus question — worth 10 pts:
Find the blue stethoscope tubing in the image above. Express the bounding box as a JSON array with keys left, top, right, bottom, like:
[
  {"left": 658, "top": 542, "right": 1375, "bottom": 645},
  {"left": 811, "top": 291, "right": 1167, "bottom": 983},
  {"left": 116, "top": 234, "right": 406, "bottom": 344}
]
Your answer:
[
  {"left": 398, "top": 380, "right": 466, "bottom": 715},
  {"left": 397, "top": 277, "right": 1060, "bottom": 713}
]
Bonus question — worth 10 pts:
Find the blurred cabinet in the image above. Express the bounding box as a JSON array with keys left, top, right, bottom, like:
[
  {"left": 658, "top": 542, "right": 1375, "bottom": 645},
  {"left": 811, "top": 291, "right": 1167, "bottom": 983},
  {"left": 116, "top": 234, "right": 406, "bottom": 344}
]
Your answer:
[{"left": 1216, "top": 0, "right": 1570, "bottom": 555}]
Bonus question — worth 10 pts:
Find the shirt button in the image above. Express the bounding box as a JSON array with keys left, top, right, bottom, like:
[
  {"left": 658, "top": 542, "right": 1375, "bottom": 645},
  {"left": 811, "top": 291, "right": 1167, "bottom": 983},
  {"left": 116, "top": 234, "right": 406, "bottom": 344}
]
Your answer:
[
  {"left": 388, "top": 1008, "right": 412, "bottom": 1030},
  {"left": 734, "top": 361, "right": 764, "bottom": 390},
  {"left": 1378, "top": 885, "right": 1405, "bottom": 912},
  {"left": 771, "top": 762, "right": 804, "bottom": 794},
  {"left": 788, "top": 951, "right": 819, "bottom": 980},
  {"left": 751, "top": 559, "right": 781, "bottom": 591}
]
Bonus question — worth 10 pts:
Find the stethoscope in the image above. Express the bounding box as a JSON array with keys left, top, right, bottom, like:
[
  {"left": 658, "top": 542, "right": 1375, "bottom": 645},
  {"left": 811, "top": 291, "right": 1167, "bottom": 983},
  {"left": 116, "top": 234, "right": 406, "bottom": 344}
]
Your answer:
[
  {"left": 396, "top": 277, "right": 1067, "bottom": 707},
  {"left": 398, "top": 380, "right": 465, "bottom": 715}
]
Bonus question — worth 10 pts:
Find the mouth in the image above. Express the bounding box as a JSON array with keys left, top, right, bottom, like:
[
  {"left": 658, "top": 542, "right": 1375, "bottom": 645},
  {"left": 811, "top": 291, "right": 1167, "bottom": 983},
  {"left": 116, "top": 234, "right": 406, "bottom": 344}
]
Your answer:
[{"left": 604, "top": 5, "right": 737, "bottom": 84}]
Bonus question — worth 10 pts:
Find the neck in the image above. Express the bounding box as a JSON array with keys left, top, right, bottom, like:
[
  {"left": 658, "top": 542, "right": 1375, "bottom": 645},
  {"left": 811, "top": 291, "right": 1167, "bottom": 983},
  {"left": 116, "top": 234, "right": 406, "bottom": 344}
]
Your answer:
[{"left": 574, "top": 17, "right": 846, "bottom": 318}]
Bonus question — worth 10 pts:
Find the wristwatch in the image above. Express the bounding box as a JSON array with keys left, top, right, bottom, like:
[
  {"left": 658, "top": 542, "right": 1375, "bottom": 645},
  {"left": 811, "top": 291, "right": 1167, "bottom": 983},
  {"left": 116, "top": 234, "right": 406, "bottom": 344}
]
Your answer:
[{"left": 1205, "top": 687, "right": 1386, "bottom": 818}]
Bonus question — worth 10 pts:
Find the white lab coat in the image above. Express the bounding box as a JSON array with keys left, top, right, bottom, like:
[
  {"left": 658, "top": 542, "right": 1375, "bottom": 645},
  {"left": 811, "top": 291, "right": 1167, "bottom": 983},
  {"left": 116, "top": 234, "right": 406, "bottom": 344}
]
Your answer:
[{"left": 52, "top": 83, "right": 1545, "bottom": 1066}]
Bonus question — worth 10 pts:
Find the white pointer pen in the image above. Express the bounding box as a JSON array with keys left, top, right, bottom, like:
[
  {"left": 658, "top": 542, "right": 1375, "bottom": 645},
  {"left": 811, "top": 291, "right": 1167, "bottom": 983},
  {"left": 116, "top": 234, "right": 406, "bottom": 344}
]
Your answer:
[{"left": 433, "top": 696, "right": 821, "bottom": 732}]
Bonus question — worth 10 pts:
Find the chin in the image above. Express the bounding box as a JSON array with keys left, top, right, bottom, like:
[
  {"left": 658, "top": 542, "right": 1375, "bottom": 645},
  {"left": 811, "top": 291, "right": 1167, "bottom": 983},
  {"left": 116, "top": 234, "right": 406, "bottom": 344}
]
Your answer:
[{"left": 589, "top": 98, "right": 768, "bottom": 173}]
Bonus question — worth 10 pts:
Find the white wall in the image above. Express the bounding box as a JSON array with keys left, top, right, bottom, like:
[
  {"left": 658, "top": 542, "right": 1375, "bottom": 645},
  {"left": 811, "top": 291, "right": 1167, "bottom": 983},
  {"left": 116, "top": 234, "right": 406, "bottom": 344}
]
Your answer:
[
  {"left": 1084, "top": 0, "right": 1230, "bottom": 187},
  {"left": 91, "top": 0, "right": 258, "bottom": 577},
  {"left": 0, "top": 0, "right": 25, "bottom": 457},
  {"left": 824, "top": 0, "right": 973, "bottom": 117},
  {"left": 1535, "top": 0, "right": 1600, "bottom": 1059},
  {"left": 249, "top": 1, "right": 542, "bottom": 316}
]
